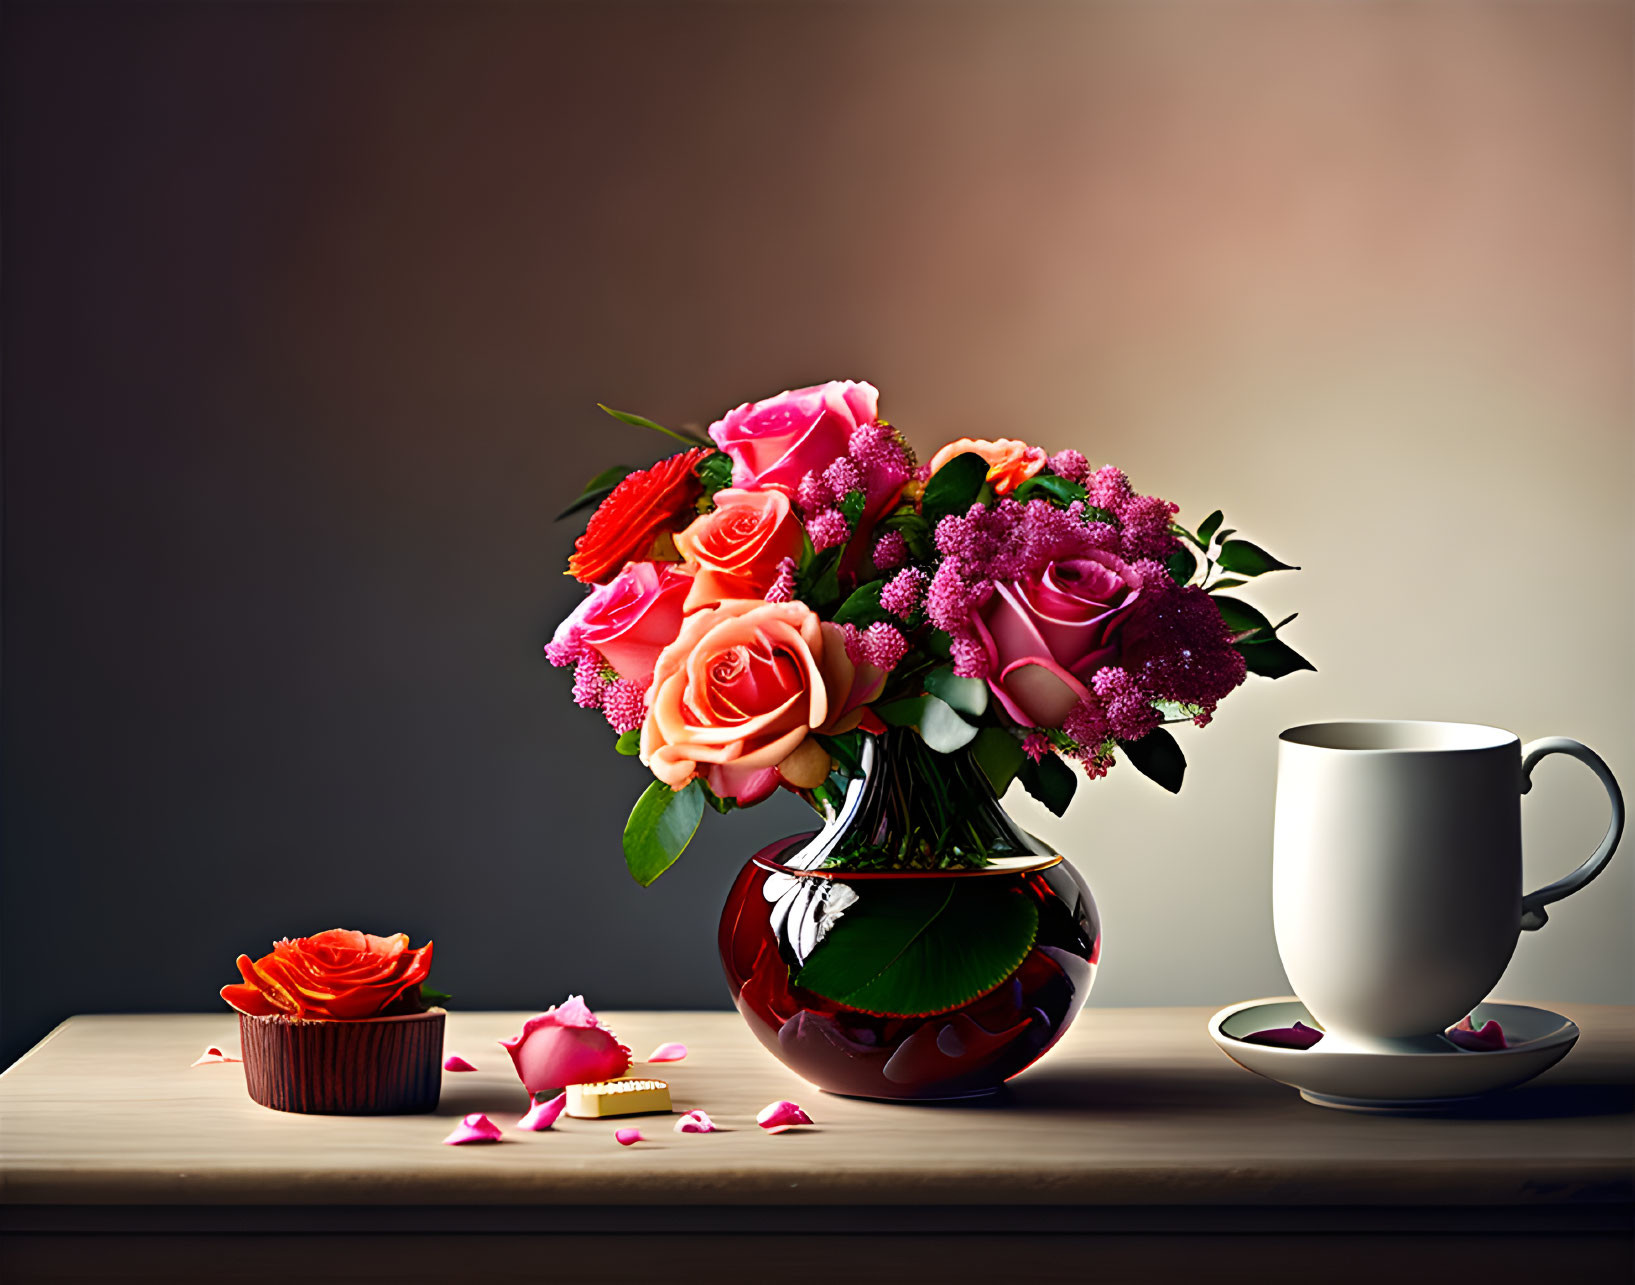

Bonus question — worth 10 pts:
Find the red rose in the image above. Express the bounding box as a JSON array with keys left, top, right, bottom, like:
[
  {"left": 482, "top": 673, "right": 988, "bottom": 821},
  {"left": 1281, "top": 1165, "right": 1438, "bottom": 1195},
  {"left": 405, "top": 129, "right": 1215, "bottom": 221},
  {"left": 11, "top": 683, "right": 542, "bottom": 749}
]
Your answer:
[
  {"left": 221, "top": 929, "right": 434, "bottom": 1020},
  {"left": 568, "top": 449, "right": 710, "bottom": 584}
]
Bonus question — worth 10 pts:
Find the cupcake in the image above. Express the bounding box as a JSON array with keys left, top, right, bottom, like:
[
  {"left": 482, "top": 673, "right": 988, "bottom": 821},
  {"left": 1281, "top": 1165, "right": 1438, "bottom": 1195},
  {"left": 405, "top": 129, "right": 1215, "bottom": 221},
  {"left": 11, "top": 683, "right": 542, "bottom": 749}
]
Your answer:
[{"left": 221, "top": 929, "right": 445, "bottom": 1114}]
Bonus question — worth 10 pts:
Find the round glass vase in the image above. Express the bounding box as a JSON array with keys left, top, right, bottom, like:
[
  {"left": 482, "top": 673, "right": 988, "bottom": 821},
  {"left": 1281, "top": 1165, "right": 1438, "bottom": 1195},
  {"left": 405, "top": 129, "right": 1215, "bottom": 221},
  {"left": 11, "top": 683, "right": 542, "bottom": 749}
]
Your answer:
[{"left": 718, "top": 731, "right": 1100, "bottom": 1101}]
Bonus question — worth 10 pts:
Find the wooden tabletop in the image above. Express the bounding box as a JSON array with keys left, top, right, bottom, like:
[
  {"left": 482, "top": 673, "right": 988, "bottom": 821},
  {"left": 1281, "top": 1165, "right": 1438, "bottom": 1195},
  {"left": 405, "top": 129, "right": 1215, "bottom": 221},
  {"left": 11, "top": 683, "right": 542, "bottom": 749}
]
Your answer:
[{"left": 2, "top": 1005, "right": 1630, "bottom": 1211}]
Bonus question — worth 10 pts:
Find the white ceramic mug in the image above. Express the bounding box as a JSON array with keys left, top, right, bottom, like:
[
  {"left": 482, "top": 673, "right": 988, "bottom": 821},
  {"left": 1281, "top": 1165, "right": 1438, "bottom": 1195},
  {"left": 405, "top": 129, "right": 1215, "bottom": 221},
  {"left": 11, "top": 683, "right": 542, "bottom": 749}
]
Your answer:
[{"left": 1273, "top": 720, "right": 1623, "bottom": 1053}]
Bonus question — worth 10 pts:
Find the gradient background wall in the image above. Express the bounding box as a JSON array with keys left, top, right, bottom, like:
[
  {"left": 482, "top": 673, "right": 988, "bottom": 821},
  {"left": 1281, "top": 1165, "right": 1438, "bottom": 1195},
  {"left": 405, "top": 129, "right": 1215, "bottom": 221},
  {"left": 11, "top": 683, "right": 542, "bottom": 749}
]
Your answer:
[{"left": 3, "top": 0, "right": 1630, "bottom": 1067}]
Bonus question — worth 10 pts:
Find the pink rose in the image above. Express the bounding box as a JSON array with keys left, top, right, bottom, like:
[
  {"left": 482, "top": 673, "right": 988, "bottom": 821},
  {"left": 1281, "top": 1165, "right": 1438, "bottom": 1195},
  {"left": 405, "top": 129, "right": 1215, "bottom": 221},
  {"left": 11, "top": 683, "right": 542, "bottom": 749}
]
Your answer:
[
  {"left": 708, "top": 381, "right": 879, "bottom": 498},
  {"left": 551, "top": 562, "right": 691, "bottom": 684},
  {"left": 499, "top": 995, "right": 632, "bottom": 1097},
  {"left": 926, "top": 437, "right": 1048, "bottom": 496},
  {"left": 973, "top": 552, "right": 1142, "bottom": 727},
  {"left": 673, "top": 488, "right": 805, "bottom": 612},
  {"left": 640, "top": 600, "right": 880, "bottom": 805}
]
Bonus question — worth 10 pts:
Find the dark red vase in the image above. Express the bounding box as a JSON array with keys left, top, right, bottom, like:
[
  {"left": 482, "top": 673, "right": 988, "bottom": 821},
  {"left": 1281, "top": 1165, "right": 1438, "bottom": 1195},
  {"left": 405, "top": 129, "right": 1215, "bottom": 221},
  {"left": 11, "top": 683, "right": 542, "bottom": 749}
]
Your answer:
[{"left": 718, "top": 731, "right": 1100, "bottom": 1101}]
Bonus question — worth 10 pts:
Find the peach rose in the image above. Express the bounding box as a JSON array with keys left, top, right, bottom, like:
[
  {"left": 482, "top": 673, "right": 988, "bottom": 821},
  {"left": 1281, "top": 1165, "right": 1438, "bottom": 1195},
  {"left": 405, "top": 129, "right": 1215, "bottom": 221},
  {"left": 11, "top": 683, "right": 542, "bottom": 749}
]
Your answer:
[
  {"left": 640, "top": 600, "right": 882, "bottom": 804},
  {"left": 926, "top": 438, "right": 1047, "bottom": 496},
  {"left": 673, "top": 488, "right": 805, "bottom": 612}
]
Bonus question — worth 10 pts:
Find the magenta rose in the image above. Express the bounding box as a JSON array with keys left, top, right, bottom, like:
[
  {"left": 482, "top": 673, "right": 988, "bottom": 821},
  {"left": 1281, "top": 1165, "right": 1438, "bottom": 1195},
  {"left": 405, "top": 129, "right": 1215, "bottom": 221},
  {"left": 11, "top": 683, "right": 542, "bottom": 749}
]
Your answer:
[
  {"left": 553, "top": 561, "right": 691, "bottom": 685},
  {"left": 708, "top": 381, "right": 879, "bottom": 498},
  {"left": 973, "top": 552, "right": 1143, "bottom": 728}
]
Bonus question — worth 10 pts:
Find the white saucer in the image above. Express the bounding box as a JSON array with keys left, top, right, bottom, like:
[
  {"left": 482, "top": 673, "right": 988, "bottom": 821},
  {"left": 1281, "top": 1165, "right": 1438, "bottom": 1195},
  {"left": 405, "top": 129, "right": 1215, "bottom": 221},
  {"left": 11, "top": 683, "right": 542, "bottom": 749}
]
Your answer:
[{"left": 1208, "top": 997, "right": 1578, "bottom": 1112}]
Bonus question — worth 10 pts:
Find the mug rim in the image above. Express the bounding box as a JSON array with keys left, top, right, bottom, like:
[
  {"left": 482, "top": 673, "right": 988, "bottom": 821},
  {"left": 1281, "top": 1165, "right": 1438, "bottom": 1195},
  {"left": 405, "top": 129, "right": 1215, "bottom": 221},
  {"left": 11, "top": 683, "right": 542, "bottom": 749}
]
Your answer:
[{"left": 1279, "top": 719, "right": 1518, "bottom": 754}]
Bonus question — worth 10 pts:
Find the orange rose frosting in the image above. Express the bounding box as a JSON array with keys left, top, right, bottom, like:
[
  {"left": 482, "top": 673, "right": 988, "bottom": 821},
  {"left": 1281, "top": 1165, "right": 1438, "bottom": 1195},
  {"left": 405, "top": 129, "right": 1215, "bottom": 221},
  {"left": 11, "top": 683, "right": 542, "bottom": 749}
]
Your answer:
[{"left": 221, "top": 929, "right": 434, "bottom": 1020}]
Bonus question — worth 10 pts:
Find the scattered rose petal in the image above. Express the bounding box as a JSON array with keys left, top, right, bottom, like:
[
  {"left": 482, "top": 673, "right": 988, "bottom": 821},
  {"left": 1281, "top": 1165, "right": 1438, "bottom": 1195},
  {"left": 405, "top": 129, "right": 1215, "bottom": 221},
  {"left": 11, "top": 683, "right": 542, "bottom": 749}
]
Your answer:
[
  {"left": 443, "top": 1112, "right": 503, "bottom": 1145},
  {"left": 614, "top": 1128, "right": 645, "bottom": 1146},
  {"left": 499, "top": 996, "right": 633, "bottom": 1097},
  {"left": 518, "top": 1092, "right": 567, "bottom": 1131},
  {"left": 191, "top": 1045, "right": 242, "bottom": 1066},
  {"left": 442, "top": 1053, "right": 478, "bottom": 1072},
  {"left": 646, "top": 1042, "right": 688, "bottom": 1063},
  {"left": 674, "top": 1109, "right": 719, "bottom": 1134},
  {"left": 756, "top": 1100, "right": 813, "bottom": 1132},
  {"left": 1239, "top": 1022, "right": 1324, "bottom": 1050},
  {"left": 1447, "top": 1017, "right": 1507, "bottom": 1051}
]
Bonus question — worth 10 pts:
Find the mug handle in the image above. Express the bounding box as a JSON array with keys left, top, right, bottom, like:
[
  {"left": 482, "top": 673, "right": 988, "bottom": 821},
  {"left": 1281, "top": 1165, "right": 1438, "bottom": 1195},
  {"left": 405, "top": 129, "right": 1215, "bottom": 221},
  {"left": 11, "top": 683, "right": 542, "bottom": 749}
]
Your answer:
[{"left": 1518, "top": 737, "right": 1625, "bottom": 930}]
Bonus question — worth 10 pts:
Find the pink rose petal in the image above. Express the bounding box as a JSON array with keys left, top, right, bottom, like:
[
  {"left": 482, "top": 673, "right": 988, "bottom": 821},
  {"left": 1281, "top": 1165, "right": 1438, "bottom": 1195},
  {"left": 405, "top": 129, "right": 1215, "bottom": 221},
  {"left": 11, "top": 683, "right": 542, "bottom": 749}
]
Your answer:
[
  {"left": 443, "top": 1112, "right": 503, "bottom": 1145},
  {"left": 646, "top": 1042, "right": 688, "bottom": 1063},
  {"left": 614, "top": 1128, "right": 645, "bottom": 1146},
  {"left": 1240, "top": 1022, "right": 1324, "bottom": 1050},
  {"left": 518, "top": 1092, "right": 567, "bottom": 1131},
  {"left": 674, "top": 1109, "right": 719, "bottom": 1134},
  {"left": 190, "top": 1045, "right": 242, "bottom": 1066},
  {"left": 442, "top": 1053, "right": 478, "bottom": 1072},
  {"left": 1447, "top": 1017, "right": 1508, "bottom": 1051},
  {"left": 756, "top": 1100, "right": 813, "bottom": 1132}
]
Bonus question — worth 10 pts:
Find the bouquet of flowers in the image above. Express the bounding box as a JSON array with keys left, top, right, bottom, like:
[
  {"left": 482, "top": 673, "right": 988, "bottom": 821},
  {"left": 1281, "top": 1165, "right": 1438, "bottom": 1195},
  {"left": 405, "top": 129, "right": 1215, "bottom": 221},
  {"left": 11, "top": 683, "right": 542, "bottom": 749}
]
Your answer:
[{"left": 548, "top": 380, "right": 1309, "bottom": 884}]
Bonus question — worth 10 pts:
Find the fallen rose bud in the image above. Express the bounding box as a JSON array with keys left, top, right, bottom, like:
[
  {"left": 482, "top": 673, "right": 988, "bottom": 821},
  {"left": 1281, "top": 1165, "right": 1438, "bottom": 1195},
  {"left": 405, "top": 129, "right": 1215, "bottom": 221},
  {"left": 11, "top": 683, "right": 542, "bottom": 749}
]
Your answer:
[
  {"left": 190, "top": 1046, "right": 242, "bottom": 1066},
  {"left": 615, "top": 1128, "right": 645, "bottom": 1146},
  {"left": 442, "top": 1053, "right": 478, "bottom": 1072}
]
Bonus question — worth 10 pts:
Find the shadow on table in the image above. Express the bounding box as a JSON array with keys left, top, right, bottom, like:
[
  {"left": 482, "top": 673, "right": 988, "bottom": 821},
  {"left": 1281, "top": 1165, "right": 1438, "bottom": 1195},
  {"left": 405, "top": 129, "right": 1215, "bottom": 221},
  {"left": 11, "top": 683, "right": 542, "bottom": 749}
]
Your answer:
[{"left": 1003, "top": 1066, "right": 1633, "bottom": 1121}]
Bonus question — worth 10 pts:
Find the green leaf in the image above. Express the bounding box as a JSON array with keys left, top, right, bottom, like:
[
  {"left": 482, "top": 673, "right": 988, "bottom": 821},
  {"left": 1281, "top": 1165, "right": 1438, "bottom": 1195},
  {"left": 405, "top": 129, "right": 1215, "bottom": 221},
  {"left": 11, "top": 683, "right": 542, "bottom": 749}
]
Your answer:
[
  {"left": 1207, "top": 577, "right": 1248, "bottom": 592},
  {"left": 830, "top": 581, "right": 887, "bottom": 629},
  {"left": 1196, "top": 510, "right": 1224, "bottom": 545},
  {"left": 838, "top": 490, "right": 866, "bottom": 528},
  {"left": 815, "top": 730, "right": 866, "bottom": 778},
  {"left": 1017, "top": 752, "right": 1077, "bottom": 816},
  {"left": 1172, "top": 523, "right": 1207, "bottom": 551},
  {"left": 694, "top": 451, "right": 734, "bottom": 497},
  {"left": 1211, "top": 596, "right": 1273, "bottom": 640},
  {"left": 1166, "top": 544, "right": 1199, "bottom": 585},
  {"left": 1084, "top": 505, "right": 1119, "bottom": 527},
  {"left": 1012, "top": 474, "right": 1087, "bottom": 507},
  {"left": 795, "top": 543, "right": 844, "bottom": 610},
  {"left": 971, "top": 726, "right": 1026, "bottom": 796},
  {"left": 872, "top": 695, "right": 978, "bottom": 753},
  {"left": 1120, "top": 726, "right": 1186, "bottom": 793},
  {"left": 926, "top": 629, "right": 953, "bottom": 660},
  {"left": 793, "top": 880, "right": 1039, "bottom": 1017},
  {"left": 556, "top": 465, "right": 634, "bottom": 521},
  {"left": 622, "top": 780, "right": 705, "bottom": 886},
  {"left": 1217, "top": 539, "right": 1298, "bottom": 577},
  {"left": 597, "top": 403, "right": 710, "bottom": 447},
  {"left": 1238, "top": 636, "right": 1317, "bottom": 679},
  {"left": 924, "top": 666, "right": 988, "bottom": 718},
  {"left": 614, "top": 729, "right": 642, "bottom": 756},
  {"left": 418, "top": 984, "right": 453, "bottom": 1007},
  {"left": 877, "top": 508, "right": 934, "bottom": 562},
  {"left": 921, "top": 452, "right": 989, "bottom": 526}
]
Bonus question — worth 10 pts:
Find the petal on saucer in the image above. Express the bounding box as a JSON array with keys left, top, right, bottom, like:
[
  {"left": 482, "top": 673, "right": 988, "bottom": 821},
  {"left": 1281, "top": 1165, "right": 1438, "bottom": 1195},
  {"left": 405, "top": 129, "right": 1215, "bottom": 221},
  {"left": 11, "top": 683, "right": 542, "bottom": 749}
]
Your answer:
[
  {"left": 1447, "top": 1017, "right": 1507, "bottom": 1051},
  {"left": 1239, "top": 1022, "right": 1324, "bottom": 1050}
]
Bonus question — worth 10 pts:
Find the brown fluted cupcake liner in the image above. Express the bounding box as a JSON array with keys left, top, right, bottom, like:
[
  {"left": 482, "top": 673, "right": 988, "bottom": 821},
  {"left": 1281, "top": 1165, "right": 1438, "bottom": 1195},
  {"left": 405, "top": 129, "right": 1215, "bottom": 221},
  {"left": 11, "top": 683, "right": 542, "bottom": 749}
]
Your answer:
[{"left": 239, "top": 1008, "right": 444, "bottom": 1114}]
